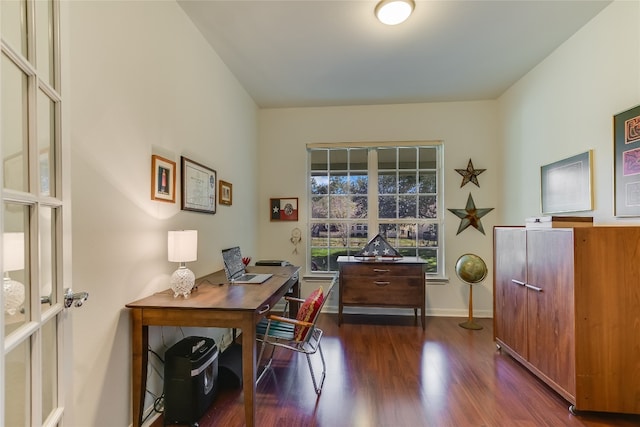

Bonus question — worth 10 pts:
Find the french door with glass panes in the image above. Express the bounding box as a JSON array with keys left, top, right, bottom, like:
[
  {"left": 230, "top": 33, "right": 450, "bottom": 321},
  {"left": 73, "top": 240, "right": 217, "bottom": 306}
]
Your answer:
[{"left": 2, "top": 1, "right": 72, "bottom": 426}]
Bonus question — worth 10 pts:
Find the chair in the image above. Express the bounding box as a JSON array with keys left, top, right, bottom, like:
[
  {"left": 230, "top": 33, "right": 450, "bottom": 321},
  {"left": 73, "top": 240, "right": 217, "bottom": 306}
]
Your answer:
[{"left": 256, "top": 277, "right": 336, "bottom": 394}]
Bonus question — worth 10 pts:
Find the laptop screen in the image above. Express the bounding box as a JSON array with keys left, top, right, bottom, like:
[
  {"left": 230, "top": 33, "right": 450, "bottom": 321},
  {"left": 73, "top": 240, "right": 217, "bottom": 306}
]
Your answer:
[{"left": 221, "top": 247, "right": 246, "bottom": 280}]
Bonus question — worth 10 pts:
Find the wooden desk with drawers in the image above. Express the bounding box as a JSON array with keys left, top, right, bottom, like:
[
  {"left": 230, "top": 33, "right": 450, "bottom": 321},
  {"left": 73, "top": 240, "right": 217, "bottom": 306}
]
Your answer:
[{"left": 337, "top": 256, "right": 426, "bottom": 328}]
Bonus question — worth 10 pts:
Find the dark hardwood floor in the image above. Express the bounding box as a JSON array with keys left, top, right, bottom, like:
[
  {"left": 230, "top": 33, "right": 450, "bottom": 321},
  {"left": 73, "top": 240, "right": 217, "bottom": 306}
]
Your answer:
[{"left": 155, "top": 314, "right": 640, "bottom": 427}]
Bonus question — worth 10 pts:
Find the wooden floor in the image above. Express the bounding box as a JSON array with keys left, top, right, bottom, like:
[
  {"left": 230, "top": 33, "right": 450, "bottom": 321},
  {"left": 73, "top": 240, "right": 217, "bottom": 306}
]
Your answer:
[{"left": 155, "top": 314, "right": 640, "bottom": 427}]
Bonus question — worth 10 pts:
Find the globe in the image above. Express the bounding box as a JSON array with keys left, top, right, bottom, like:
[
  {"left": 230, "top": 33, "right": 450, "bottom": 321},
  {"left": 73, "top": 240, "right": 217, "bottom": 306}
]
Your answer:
[{"left": 455, "top": 253, "right": 488, "bottom": 285}]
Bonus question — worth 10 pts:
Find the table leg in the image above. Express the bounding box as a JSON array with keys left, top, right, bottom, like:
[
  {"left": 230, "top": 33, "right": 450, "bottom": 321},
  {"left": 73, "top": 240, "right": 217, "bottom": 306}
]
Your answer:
[
  {"left": 131, "top": 309, "right": 148, "bottom": 427},
  {"left": 241, "top": 318, "right": 257, "bottom": 427}
]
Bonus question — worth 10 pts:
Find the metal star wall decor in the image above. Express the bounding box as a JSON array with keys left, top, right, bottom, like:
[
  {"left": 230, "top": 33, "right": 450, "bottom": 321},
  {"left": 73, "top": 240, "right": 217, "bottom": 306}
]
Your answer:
[
  {"left": 455, "top": 159, "right": 486, "bottom": 187},
  {"left": 448, "top": 193, "right": 494, "bottom": 235}
]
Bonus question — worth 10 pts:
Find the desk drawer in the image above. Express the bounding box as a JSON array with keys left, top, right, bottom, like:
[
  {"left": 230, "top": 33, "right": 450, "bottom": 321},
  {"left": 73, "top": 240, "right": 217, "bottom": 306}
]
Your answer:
[
  {"left": 341, "top": 276, "right": 423, "bottom": 306},
  {"left": 341, "top": 263, "right": 422, "bottom": 278}
]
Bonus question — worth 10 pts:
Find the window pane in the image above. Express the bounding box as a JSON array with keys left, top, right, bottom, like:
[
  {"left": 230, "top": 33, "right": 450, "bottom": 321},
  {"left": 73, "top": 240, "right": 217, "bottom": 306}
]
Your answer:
[
  {"left": 4, "top": 202, "right": 30, "bottom": 337},
  {"left": 419, "top": 171, "right": 436, "bottom": 193},
  {"left": 38, "top": 89, "right": 56, "bottom": 196},
  {"left": 419, "top": 147, "right": 437, "bottom": 168},
  {"left": 398, "top": 171, "right": 417, "bottom": 193},
  {"left": 310, "top": 173, "right": 328, "bottom": 195},
  {"left": 329, "top": 149, "right": 347, "bottom": 171},
  {"left": 419, "top": 195, "right": 437, "bottom": 218},
  {"left": 42, "top": 318, "right": 58, "bottom": 422},
  {"left": 310, "top": 150, "right": 327, "bottom": 171},
  {"left": 378, "top": 195, "right": 397, "bottom": 218},
  {"left": 349, "top": 173, "right": 367, "bottom": 194},
  {"left": 329, "top": 174, "right": 347, "bottom": 194},
  {"left": 378, "top": 147, "right": 396, "bottom": 169},
  {"left": 0, "top": 0, "right": 27, "bottom": 57},
  {"left": 349, "top": 148, "right": 367, "bottom": 170},
  {"left": 399, "top": 195, "right": 417, "bottom": 218},
  {"left": 36, "top": 0, "right": 55, "bottom": 87},
  {"left": 351, "top": 195, "right": 367, "bottom": 218},
  {"left": 329, "top": 195, "right": 349, "bottom": 218},
  {"left": 2, "top": 54, "right": 29, "bottom": 192},
  {"left": 378, "top": 172, "right": 396, "bottom": 194},
  {"left": 398, "top": 147, "right": 417, "bottom": 169},
  {"left": 5, "top": 339, "right": 31, "bottom": 426},
  {"left": 311, "top": 196, "right": 328, "bottom": 219},
  {"left": 40, "top": 206, "right": 56, "bottom": 307}
]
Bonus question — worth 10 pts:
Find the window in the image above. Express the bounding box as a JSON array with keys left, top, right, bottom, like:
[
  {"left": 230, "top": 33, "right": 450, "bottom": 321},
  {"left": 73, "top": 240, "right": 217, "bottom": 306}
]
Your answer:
[{"left": 308, "top": 143, "right": 443, "bottom": 275}]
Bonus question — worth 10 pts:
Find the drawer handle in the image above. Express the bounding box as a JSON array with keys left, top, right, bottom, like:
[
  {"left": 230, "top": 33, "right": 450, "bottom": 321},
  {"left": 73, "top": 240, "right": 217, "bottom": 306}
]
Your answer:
[
  {"left": 511, "top": 279, "right": 526, "bottom": 287},
  {"left": 525, "top": 284, "right": 543, "bottom": 292},
  {"left": 258, "top": 304, "right": 270, "bottom": 314},
  {"left": 373, "top": 269, "right": 390, "bottom": 273},
  {"left": 374, "top": 281, "right": 391, "bottom": 287}
]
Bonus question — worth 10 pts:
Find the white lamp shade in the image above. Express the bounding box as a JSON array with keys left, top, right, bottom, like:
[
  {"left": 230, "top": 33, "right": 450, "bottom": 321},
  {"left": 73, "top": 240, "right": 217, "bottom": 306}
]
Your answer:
[
  {"left": 375, "top": 0, "right": 415, "bottom": 25},
  {"left": 3, "top": 232, "right": 25, "bottom": 272},
  {"left": 168, "top": 230, "right": 198, "bottom": 263}
]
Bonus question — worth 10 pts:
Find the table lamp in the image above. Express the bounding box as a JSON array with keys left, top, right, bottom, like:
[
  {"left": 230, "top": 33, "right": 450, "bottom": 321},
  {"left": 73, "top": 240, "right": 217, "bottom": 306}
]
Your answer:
[
  {"left": 168, "top": 230, "right": 197, "bottom": 298},
  {"left": 3, "top": 232, "right": 25, "bottom": 315}
]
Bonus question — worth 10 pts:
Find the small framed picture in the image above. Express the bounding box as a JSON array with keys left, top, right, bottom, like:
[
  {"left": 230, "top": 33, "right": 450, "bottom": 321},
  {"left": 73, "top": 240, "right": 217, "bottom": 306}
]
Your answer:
[
  {"left": 181, "top": 156, "right": 216, "bottom": 214},
  {"left": 151, "top": 155, "right": 176, "bottom": 203},
  {"left": 270, "top": 197, "right": 298, "bottom": 221},
  {"left": 219, "top": 180, "right": 232, "bottom": 206},
  {"left": 614, "top": 104, "right": 640, "bottom": 216},
  {"left": 540, "top": 151, "right": 593, "bottom": 214}
]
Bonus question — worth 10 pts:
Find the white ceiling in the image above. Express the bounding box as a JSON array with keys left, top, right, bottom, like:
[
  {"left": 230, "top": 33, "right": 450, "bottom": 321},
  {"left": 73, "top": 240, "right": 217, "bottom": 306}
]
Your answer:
[{"left": 177, "top": 0, "right": 611, "bottom": 108}]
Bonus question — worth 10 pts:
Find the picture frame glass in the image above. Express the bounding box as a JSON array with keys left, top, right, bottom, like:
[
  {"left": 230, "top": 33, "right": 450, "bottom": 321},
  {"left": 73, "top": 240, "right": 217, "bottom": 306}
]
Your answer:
[
  {"left": 181, "top": 156, "right": 216, "bottom": 214},
  {"left": 540, "top": 151, "right": 592, "bottom": 214},
  {"left": 151, "top": 155, "right": 176, "bottom": 203},
  {"left": 614, "top": 104, "right": 640, "bottom": 216}
]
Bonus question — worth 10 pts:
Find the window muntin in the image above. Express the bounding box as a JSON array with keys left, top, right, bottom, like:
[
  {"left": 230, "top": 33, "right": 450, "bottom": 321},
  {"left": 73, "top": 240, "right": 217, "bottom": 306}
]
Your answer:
[{"left": 309, "top": 144, "right": 442, "bottom": 275}]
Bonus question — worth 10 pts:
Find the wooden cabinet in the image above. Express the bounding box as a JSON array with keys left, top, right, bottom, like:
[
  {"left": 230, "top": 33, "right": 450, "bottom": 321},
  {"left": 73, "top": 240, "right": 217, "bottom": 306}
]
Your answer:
[
  {"left": 337, "top": 256, "right": 426, "bottom": 329},
  {"left": 494, "top": 226, "right": 640, "bottom": 415}
]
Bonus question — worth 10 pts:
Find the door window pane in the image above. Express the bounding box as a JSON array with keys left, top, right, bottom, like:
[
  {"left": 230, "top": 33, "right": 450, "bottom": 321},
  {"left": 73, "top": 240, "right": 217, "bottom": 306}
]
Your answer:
[
  {"left": 36, "top": 0, "right": 55, "bottom": 87},
  {"left": 0, "top": 0, "right": 28, "bottom": 57},
  {"left": 4, "top": 339, "right": 31, "bottom": 426},
  {"left": 4, "top": 202, "right": 30, "bottom": 337},
  {"left": 38, "top": 89, "right": 56, "bottom": 196},
  {"left": 2, "top": 54, "right": 29, "bottom": 192},
  {"left": 42, "top": 318, "right": 58, "bottom": 422},
  {"left": 40, "top": 206, "right": 56, "bottom": 308}
]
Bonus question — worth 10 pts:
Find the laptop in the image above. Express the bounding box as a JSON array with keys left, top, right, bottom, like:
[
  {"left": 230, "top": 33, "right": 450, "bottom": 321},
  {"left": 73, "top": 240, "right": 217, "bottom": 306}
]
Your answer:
[{"left": 221, "top": 246, "right": 273, "bottom": 284}]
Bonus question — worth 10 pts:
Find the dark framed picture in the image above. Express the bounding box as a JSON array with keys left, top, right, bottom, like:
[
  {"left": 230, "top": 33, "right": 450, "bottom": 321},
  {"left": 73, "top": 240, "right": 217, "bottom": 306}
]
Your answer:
[
  {"left": 540, "top": 151, "right": 593, "bottom": 214},
  {"left": 270, "top": 197, "right": 298, "bottom": 221},
  {"left": 219, "top": 180, "right": 232, "bottom": 206},
  {"left": 181, "top": 156, "right": 216, "bottom": 214},
  {"left": 614, "top": 104, "right": 640, "bottom": 216},
  {"left": 151, "top": 155, "right": 176, "bottom": 203}
]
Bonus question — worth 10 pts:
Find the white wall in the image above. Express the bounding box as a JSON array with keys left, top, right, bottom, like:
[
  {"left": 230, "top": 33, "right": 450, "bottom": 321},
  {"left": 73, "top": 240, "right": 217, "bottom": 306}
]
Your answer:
[
  {"left": 498, "top": 0, "right": 640, "bottom": 225},
  {"left": 258, "top": 102, "right": 500, "bottom": 318},
  {"left": 68, "top": 1, "right": 258, "bottom": 425}
]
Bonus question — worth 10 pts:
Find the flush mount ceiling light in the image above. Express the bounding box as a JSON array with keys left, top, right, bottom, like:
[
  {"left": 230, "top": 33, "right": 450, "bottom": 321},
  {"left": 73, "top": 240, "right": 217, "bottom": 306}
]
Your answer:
[{"left": 375, "top": 0, "right": 415, "bottom": 25}]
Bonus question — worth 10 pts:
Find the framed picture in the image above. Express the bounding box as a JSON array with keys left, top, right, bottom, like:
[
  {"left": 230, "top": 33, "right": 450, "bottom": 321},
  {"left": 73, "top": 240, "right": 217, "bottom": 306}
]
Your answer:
[
  {"left": 614, "top": 104, "right": 640, "bottom": 216},
  {"left": 270, "top": 197, "right": 298, "bottom": 221},
  {"left": 180, "top": 156, "right": 216, "bottom": 214},
  {"left": 219, "top": 180, "right": 233, "bottom": 206},
  {"left": 151, "top": 155, "right": 176, "bottom": 203},
  {"left": 541, "top": 151, "right": 593, "bottom": 214}
]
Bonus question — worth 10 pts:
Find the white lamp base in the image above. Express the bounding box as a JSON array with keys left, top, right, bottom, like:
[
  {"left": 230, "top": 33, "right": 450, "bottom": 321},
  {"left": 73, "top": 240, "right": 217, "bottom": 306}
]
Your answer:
[{"left": 170, "top": 266, "right": 195, "bottom": 298}]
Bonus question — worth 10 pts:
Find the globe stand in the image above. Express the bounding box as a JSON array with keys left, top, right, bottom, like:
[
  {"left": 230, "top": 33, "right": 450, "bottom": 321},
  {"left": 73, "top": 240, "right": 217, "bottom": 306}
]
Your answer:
[
  {"left": 459, "top": 283, "right": 483, "bottom": 330},
  {"left": 455, "top": 254, "right": 488, "bottom": 331}
]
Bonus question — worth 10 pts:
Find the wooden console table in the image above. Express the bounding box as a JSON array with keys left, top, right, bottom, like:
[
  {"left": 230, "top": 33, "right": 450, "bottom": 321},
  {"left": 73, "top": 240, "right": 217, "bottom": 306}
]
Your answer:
[
  {"left": 337, "top": 256, "right": 426, "bottom": 329},
  {"left": 125, "top": 265, "right": 300, "bottom": 427}
]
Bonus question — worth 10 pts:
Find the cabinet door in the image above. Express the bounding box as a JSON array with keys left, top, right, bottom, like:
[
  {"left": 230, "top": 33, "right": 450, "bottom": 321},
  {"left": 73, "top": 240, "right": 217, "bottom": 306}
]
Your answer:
[
  {"left": 526, "top": 230, "right": 576, "bottom": 397},
  {"left": 494, "top": 228, "right": 528, "bottom": 356}
]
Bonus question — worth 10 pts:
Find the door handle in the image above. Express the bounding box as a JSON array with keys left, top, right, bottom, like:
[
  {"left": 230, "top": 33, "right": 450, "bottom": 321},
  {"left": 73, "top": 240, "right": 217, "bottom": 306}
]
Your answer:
[{"left": 64, "top": 288, "right": 89, "bottom": 308}]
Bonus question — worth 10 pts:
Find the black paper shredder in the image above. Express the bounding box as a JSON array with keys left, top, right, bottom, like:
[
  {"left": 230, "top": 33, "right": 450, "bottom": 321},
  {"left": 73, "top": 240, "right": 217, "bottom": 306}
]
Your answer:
[{"left": 163, "top": 336, "right": 218, "bottom": 426}]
